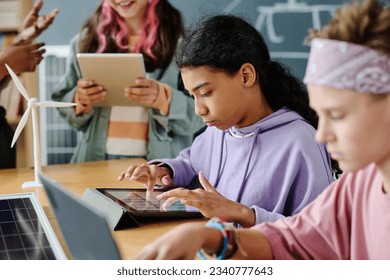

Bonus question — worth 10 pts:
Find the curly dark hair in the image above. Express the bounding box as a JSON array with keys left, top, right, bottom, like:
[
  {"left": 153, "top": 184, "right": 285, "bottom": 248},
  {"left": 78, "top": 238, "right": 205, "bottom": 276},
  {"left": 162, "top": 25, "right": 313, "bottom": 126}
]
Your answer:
[
  {"left": 176, "top": 14, "right": 318, "bottom": 128},
  {"left": 176, "top": 14, "right": 344, "bottom": 176}
]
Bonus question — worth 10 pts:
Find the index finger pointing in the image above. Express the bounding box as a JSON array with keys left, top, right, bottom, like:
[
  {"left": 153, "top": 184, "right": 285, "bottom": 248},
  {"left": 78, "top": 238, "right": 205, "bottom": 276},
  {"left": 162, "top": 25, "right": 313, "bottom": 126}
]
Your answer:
[{"left": 198, "top": 171, "right": 216, "bottom": 192}]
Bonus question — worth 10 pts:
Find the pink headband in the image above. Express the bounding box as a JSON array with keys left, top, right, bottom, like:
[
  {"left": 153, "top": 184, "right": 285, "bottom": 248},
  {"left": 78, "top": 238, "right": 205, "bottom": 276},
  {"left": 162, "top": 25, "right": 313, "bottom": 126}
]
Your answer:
[{"left": 303, "top": 38, "right": 390, "bottom": 94}]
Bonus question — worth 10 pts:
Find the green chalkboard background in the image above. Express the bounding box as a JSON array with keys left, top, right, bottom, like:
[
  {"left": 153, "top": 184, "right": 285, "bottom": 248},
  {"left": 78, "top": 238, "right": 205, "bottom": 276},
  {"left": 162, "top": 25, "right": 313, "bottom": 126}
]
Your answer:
[{"left": 38, "top": 0, "right": 348, "bottom": 79}]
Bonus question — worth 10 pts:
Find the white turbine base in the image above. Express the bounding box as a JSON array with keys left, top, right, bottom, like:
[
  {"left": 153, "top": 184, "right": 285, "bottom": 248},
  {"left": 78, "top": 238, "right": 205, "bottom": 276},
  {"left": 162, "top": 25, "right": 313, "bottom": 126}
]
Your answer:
[{"left": 21, "top": 181, "right": 43, "bottom": 188}]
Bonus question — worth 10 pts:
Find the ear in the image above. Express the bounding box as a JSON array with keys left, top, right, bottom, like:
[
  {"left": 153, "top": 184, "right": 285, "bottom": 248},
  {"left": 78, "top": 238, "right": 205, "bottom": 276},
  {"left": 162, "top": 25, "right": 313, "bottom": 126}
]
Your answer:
[{"left": 240, "top": 63, "right": 256, "bottom": 88}]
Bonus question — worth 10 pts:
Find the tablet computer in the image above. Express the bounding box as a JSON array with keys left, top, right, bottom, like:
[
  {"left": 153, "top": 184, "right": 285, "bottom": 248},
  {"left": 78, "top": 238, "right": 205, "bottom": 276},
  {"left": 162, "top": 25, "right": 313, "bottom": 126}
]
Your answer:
[
  {"left": 98, "top": 188, "right": 202, "bottom": 218},
  {"left": 76, "top": 53, "right": 146, "bottom": 107}
]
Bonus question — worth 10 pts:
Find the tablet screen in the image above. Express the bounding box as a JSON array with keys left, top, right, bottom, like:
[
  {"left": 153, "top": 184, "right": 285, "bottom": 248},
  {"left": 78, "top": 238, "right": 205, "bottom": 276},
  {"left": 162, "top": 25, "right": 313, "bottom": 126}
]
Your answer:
[{"left": 103, "top": 189, "right": 199, "bottom": 213}]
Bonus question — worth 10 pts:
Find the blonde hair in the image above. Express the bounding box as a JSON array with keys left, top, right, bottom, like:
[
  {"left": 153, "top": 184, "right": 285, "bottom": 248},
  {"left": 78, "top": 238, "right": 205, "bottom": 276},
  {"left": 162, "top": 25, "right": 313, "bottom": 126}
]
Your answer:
[{"left": 307, "top": 0, "right": 390, "bottom": 55}]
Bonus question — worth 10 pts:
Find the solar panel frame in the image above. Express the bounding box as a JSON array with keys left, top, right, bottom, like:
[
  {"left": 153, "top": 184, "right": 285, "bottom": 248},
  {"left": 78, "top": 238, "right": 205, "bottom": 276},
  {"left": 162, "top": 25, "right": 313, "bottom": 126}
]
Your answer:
[{"left": 0, "top": 192, "right": 66, "bottom": 260}]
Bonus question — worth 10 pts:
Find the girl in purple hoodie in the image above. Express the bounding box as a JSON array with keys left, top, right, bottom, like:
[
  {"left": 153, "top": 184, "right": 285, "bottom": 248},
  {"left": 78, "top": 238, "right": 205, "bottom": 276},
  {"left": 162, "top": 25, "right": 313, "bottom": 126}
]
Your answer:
[{"left": 119, "top": 14, "right": 334, "bottom": 227}]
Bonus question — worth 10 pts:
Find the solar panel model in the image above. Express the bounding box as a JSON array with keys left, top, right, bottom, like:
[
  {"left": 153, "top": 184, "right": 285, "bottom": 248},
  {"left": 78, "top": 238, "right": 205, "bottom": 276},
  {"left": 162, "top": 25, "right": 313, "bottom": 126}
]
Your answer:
[{"left": 0, "top": 192, "right": 66, "bottom": 260}]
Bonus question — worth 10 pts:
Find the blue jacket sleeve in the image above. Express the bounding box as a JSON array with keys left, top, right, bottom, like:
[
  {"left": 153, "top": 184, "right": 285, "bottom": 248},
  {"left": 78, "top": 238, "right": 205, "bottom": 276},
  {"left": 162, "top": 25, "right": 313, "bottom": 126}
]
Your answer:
[
  {"left": 148, "top": 56, "right": 204, "bottom": 139},
  {"left": 51, "top": 34, "right": 95, "bottom": 131}
]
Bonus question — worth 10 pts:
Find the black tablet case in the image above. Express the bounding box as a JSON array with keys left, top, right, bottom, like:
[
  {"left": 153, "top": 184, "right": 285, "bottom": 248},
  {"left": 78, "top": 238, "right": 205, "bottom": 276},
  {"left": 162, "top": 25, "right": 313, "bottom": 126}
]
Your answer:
[{"left": 82, "top": 188, "right": 203, "bottom": 230}]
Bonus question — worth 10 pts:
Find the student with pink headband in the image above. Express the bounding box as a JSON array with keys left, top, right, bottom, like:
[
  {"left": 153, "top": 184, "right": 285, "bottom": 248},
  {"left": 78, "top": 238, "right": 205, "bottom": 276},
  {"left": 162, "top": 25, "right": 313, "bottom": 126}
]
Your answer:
[
  {"left": 134, "top": 0, "right": 390, "bottom": 260},
  {"left": 52, "top": 0, "right": 203, "bottom": 163}
]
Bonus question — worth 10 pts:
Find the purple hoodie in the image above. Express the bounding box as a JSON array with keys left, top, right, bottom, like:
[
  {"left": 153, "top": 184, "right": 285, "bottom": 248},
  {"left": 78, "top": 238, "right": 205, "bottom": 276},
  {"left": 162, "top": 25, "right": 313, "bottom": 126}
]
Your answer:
[{"left": 154, "top": 107, "right": 333, "bottom": 225}]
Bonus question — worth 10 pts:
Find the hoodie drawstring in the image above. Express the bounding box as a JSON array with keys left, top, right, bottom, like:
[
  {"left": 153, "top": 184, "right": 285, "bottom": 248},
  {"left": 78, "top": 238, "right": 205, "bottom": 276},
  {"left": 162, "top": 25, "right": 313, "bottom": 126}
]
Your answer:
[
  {"left": 236, "top": 127, "right": 261, "bottom": 203},
  {"left": 212, "top": 127, "right": 261, "bottom": 203},
  {"left": 212, "top": 131, "right": 227, "bottom": 189}
]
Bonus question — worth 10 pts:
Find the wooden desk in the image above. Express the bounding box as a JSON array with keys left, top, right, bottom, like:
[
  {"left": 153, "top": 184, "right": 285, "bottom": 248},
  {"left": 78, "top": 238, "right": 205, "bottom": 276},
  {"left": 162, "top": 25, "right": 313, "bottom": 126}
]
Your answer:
[{"left": 0, "top": 159, "right": 203, "bottom": 259}]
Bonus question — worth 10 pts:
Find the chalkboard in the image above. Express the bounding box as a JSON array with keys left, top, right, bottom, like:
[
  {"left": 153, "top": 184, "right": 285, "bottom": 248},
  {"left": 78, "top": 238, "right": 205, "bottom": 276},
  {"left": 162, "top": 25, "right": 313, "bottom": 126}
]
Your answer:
[
  {"left": 172, "top": 0, "right": 347, "bottom": 79},
  {"left": 38, "top": 0, "right": 348, "bottom": 80}
]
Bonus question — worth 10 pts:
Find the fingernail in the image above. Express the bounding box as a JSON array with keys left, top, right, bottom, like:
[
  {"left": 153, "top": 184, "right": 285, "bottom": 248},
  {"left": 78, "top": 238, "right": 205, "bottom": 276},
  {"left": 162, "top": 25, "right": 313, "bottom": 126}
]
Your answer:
[{"left": 162, "top": 177, "right": 169, "bottom": 185}]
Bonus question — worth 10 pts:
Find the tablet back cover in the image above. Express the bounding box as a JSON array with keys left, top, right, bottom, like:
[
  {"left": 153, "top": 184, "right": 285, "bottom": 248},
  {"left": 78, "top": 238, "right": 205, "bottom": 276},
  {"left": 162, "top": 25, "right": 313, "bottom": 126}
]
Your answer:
[{"left": 77, "top": 53, "right": 146, "bottom": 107}]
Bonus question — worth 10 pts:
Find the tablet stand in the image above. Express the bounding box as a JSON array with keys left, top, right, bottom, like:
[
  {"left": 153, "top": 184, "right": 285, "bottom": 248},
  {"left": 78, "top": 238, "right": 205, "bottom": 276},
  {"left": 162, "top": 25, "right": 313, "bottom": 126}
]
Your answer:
[{"left": 82, "top": 188, "right": 140, "bottom": 230}]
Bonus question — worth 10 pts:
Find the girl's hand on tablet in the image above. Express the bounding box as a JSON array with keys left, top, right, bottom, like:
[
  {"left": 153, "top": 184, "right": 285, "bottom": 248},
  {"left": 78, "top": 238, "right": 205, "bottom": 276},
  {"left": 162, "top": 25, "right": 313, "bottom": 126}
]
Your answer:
[{"left": 118, "top": 163, "right": 173, "bottom": 192}]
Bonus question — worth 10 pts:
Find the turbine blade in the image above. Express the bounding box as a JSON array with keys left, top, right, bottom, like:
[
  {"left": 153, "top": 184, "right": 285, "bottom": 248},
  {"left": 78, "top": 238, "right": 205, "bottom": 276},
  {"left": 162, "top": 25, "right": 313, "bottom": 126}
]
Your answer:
[
  {"left": 5, "top": 64, "right": 30, "bottom": 100},
  {"left": 36, "top": 101, "right": 77, "bottom": 107},
  {"left": 11, "top": 106, "right": 31, "bottom": 148}
]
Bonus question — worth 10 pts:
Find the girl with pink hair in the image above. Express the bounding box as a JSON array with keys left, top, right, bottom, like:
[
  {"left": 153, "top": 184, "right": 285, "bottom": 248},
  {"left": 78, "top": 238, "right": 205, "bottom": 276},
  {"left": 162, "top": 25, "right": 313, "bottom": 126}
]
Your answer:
[{"left": 52, "top": 0, "right": 204, "bottom": 163}]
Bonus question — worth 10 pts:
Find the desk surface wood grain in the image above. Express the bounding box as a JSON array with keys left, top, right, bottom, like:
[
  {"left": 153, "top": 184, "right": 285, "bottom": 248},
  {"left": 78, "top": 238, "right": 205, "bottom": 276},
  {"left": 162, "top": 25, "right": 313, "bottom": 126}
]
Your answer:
[{"left": 0, "top": 159, "right": 204, "bottom": 259}]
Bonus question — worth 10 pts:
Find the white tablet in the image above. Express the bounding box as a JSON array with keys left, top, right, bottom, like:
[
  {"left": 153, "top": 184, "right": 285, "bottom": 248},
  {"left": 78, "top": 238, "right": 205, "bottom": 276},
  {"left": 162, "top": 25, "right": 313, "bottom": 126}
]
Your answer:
[{"left": 76, "top": 53, "right": 146, "bottom": 107}]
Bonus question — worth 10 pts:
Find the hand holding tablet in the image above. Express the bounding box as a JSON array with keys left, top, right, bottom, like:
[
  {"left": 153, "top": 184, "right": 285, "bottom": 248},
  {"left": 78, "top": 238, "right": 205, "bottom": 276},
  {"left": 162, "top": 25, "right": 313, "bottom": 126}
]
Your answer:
[{"left": 76, "top": 53, "right": 146, "bottom": 107}]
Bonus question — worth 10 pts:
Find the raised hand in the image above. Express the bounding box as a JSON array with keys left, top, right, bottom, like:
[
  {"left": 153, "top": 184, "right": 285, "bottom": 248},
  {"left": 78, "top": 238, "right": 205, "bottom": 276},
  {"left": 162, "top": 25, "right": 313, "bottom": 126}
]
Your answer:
[
  {"left": 0, "top": 43, "right": 45, "bottom": 79},
  {"left": 16, "top": 0, "right": 59, "bottom": 45}
]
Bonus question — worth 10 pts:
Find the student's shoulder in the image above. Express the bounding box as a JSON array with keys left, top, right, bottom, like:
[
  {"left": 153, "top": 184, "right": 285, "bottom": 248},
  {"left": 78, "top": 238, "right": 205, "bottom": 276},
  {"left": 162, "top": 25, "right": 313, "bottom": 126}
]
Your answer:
[
  {"left": 343, "top": 163, "right": 380, "bottom": 187},
  {"left": 277, "top": 114, "right": 317, "bottom": 142},
  {"left": 331, "top": 163, "right": 380, "bottom": 202},
  {"left": 69, "top": 28, "right": 91, "bottom": 47}
]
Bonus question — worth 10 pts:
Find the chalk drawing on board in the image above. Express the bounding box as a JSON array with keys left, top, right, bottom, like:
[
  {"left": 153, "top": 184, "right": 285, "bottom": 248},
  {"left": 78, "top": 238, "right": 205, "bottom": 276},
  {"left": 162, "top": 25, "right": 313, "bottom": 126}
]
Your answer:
[
  {"left": 254, "top": 0, "right": 339, "bottom": 44},
  {"left": 222, "top": 0, "right": 339, "bottom": 64}
]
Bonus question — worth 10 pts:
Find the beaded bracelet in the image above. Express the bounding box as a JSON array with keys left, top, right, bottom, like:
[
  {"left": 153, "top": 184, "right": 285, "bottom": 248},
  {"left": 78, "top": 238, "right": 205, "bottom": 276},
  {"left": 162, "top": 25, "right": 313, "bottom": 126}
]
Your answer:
[
  {"left": 197, "top": 217, "right": 229, "bottom": 260},
  {"left": 224, "top": 229, "right": 238, "bottom": 259},
  {"left": 197, "top": 217, "right": 248, "bottom": 260}
]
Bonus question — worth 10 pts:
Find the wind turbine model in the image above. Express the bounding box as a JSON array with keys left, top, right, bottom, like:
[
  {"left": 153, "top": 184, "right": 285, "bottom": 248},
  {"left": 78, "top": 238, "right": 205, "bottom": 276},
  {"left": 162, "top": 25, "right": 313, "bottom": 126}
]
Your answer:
[{"left": 5, "top": 64, "right": 76, "bottom": 188}]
